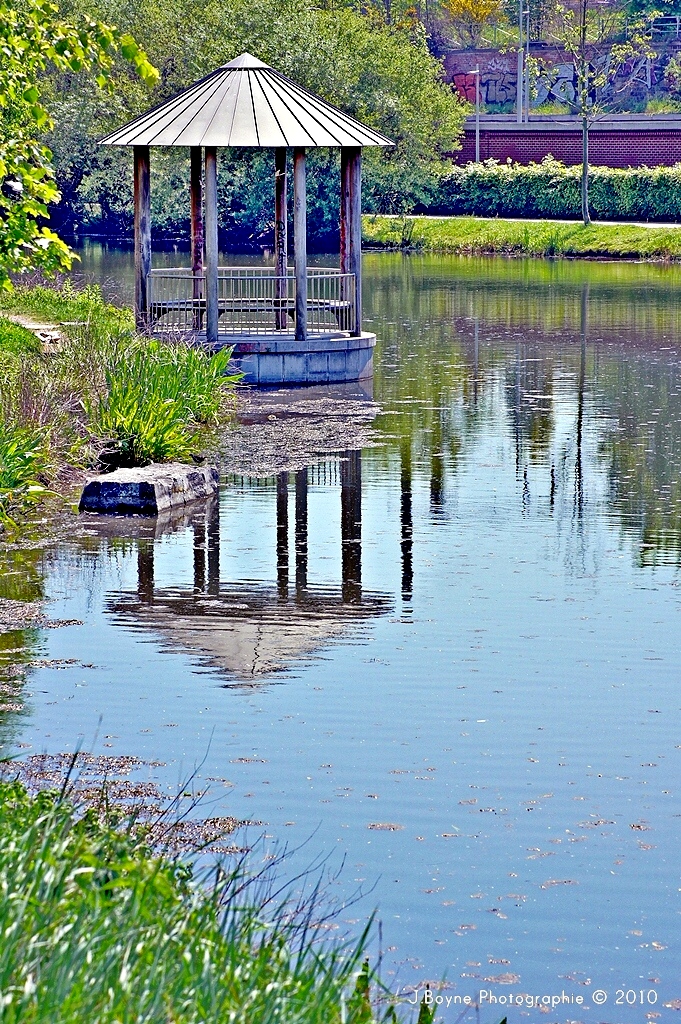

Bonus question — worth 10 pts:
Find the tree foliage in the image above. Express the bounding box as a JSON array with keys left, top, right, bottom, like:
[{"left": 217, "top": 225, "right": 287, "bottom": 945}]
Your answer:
[
  {"left": 530, "top": 0, "right": 654, "bottom": 223},
  {"left": 44, "top": 0, "right": 465, "bottom": 244},
  {"left": 443, "top": 0, "right": 504, "bottom": 47},
  {"left": 0, "top": 0, "right": 157, "bottom": 287}
]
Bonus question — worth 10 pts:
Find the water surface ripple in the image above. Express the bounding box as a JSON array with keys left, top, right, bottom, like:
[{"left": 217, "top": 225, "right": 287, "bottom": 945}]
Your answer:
[{"left": 2, "top": 251, "right": 681, "bottom": 1019}]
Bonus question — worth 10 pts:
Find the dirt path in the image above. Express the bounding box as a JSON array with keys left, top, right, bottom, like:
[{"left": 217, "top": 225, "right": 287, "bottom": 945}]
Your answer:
[{"left": 3, "top": 312, "right": 65, "bottom": 350}]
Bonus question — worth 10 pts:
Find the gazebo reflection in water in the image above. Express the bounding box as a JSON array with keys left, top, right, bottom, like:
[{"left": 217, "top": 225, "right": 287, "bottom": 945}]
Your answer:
[{"left": 104, "top": 453, "right": 393, "bottom": 683}]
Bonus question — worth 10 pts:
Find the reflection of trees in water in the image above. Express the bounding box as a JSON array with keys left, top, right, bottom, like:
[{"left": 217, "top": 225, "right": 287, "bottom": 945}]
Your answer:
[
  {"left": 598, "top": 352, "right": 681, "bottom": 564},
  {"left": 505, "top": 341, "right": 555, "bottom": 470},
  {"left": 364, "top": 253, "right": 681, "bottom": 340},
  {"left": 368, "top": 253, "right": 681, "bottom": 564},
  {"left": 0, "top": 548, "right": 45, "bottom": 754}
]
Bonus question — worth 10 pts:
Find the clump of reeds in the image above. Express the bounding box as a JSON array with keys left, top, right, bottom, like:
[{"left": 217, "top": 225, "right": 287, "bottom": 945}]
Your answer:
[{"left": 0, "top": 778, "right": 396, "bottom": 1023}]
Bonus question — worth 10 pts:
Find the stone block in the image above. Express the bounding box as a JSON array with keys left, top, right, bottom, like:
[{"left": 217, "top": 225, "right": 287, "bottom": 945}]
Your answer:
[
  {"left": 79, "top": 463, "right": 219, "bottom": 516},
  {"left": 328, "top": 350, "right": 349, "bottom": 380},
  {"left": 358, "top": 350, "right": 374, "bottom": 380},
  {"left": 307, "top": 351, "right": 330, "bottom": 381},
  {"left": 233, "top": 354, "right": 259, "bottom": 383},
  {"left": 345, "top": 346, "right": 362, "bottom": 377}
]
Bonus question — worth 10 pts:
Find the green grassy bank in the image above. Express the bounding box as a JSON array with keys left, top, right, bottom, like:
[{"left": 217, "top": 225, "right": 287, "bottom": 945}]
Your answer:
[
  {"left": 362, "top": 215, "right": 681, "bottom": 261},
  {"left": 0, "top": 285, "right": 239, "bottom": 526},
  {"left": 0, "top": 778, "right": 396, "bottom": 1023}
]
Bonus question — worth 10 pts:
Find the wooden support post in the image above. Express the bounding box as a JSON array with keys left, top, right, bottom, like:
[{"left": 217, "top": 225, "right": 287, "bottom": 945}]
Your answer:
[
  {"left": 293, "top": 147, "right": 307, "bottom": 342},
  {"left": 340, "top": 146, "right": 362, "bottom": 336},
  {"left": 204, "top": 146, "right": 219, "bottom": 346},
  {"left": 274, "top": 147, "right": 288, "bottom": 331},
  {"left": 133, "top": 145, "right": 151, "bottom": 332},
  {"left": 190, "top": 146, "right": 204, "bottom": 328}
]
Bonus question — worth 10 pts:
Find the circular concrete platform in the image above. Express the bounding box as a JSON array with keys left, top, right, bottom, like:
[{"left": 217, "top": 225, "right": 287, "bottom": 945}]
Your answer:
[{"left": 224, "top": 332, "right": 376, "bottom": 386}]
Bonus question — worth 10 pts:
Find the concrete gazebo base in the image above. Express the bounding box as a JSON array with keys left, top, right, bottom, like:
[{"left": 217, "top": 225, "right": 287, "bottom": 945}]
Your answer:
[{"left": 220, "top": 331, "right": 376, "bottom": 386}]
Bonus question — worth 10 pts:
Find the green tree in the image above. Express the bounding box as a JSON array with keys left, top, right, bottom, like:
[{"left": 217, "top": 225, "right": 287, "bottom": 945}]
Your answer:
[
  {"left": 547, "top": 0, "right": 654, "bottom": 223},
  {"left": 0, "top": 0, "right": 157, "bottom": 288},
  {"left": 45, "top": 0, "right": 465, "bottom": 239}
]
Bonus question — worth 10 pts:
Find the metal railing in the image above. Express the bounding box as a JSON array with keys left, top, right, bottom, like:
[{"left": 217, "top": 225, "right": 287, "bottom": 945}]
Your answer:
[{"left": 148, "top": 267, "right": 355, "bottom": 336}]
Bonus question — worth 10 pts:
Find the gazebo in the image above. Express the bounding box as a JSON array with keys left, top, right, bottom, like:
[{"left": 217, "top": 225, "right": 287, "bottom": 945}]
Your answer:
[{"left": 99, "top": 53, "right": 393, "bottom": 385}]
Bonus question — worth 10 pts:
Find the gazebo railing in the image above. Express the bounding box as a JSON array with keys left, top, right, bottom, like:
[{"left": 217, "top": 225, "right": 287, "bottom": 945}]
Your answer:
[{"left": 148, "top": 267, "right": 355, "bottom": 336}]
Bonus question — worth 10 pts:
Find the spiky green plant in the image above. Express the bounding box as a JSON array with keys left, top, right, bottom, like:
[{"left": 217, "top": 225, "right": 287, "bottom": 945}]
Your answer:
[
  {"left": 0, "top": 423, "right": 49, "bottom": 523},
  {"left": 93, "top": 342, "right": 240, "bottom": 468},
  {"left": 0, "top": 779, "right": 390, "bottom": 1024}
]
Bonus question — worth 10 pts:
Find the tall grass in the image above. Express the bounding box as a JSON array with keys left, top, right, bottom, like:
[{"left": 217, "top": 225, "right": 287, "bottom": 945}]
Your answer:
[
  {"left": 93, "top": 343, "right": 240, "bottom": 468},
  {"left": 0, "top": 285, "right": 241, "bottom": 516},
  {"left": 0, "top": 779, "right": 392, "bottom": 1024},
  {"left": 0, "top": 424, "right": 49, "bottom": 524}
]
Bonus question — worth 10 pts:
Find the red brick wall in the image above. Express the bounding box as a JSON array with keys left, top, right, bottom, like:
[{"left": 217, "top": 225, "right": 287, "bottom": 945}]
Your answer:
[{"left": 458, "top": 128, "right": 681, "bottom": 167}]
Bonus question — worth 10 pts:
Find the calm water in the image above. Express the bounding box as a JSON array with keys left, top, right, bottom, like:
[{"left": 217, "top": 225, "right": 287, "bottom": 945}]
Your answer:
[{"left": 3, "top": 247, "right": 681, "bottom": 1021}]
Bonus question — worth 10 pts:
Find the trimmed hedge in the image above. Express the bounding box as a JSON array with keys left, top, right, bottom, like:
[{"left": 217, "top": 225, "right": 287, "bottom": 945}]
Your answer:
[{"left": 424, "top": 157, "right": 681, "bottom": 222}]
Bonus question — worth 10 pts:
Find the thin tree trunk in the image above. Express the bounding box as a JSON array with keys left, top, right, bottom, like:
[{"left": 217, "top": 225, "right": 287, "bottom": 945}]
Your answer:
[{"left": 581, "top": 115, "right": 590, "bottom": 226}]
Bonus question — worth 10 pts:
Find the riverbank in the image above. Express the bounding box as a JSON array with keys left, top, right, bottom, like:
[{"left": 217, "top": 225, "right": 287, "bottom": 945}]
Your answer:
[
  {"left": 362, "top": 214, "right": 681, "bottom": 260},
  {"left": 0, "top": 285, "right": 240, "bottom": 527}
]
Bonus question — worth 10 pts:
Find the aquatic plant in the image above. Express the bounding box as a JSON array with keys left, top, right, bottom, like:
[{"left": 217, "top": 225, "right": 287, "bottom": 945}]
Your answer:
[
  {"left": 0, "top": 778, "right": 394, "bottom": 1023},
  {"left": 0, "top": 423, "right": 49, "bottom": 524},
  {"left": 0, "top": 284, "right": 242, "bottom": 486},
  {"left": 93, "top": 342, "right": 241, "bottom": 468}
]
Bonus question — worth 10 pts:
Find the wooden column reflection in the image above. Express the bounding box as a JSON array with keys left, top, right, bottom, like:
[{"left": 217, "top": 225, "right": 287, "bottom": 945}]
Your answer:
[
  {"left": 400, "top": 440, "right": 413, "bottom": 604},
  {"left": 207, "top": 495, "right": 220, "bottom": 596},
  {"left": 137, "top": 539, "right": 154, "bottom": 604},
  {"left": 295, "top": 468, "right": 308, "bottom": 594},
  {"left": 276, "top": 472, "right": 289, "bottom": 600},
  {"left": 340, "top": 451, "right": 362, "bottom": 604},
  {"left": 192, "top": 514, "right": 206, "bottom": 593}
]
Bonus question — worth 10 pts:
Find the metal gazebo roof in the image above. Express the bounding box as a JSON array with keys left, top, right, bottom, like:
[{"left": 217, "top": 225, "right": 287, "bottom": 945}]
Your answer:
[{"left": 99, "top": 52, "right": 393, "bottom": 149}]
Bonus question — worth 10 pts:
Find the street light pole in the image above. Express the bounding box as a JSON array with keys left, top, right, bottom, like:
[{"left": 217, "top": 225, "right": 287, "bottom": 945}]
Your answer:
[
  {"left": 517, "top": 0, "right": 523, "bottom": 123},
  {"left": 468, "top": 66, "right": 481, "bottom": 161},
  {"left": 524, "top": 7, "right": 531, "bottom": 121}
]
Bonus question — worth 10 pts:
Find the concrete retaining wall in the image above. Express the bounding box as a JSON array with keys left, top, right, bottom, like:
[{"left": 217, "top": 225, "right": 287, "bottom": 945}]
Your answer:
[{"left": 227, "top": 332, "right": 376, "bottom": 386}]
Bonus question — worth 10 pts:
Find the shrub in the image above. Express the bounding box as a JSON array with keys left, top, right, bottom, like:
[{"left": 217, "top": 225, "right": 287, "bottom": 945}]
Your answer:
[{"left": 426, "top": 157, "right": 681, "bottom": 222}]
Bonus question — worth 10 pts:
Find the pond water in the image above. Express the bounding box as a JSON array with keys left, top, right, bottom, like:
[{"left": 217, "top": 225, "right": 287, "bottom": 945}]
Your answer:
[{"left": 3, "top": 246, "right": 681, "bottom": 1020}]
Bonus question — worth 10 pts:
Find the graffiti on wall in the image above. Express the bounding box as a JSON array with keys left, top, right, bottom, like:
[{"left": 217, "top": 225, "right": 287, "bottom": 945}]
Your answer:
[
  {"left": 446, "top": 46, "right": 666, "bottom": 109},
  {"left": 453, "top": 57, "right": 518, "bottom": 105}
]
